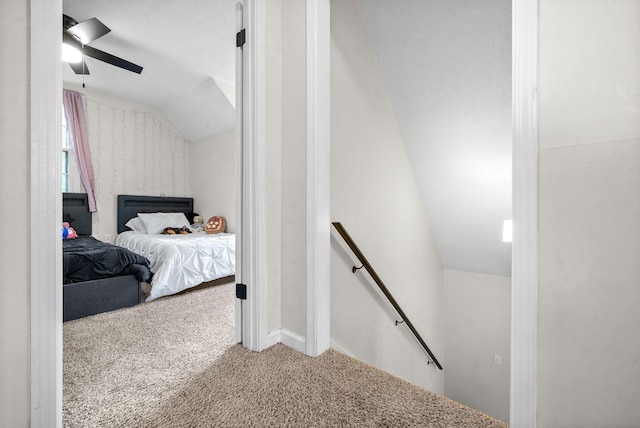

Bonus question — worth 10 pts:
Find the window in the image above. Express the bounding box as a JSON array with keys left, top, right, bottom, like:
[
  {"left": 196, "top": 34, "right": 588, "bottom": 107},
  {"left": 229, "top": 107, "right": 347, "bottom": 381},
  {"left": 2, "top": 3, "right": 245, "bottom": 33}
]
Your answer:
[{"left": 62, "top": 107, "right": 71, "bottom": 192}]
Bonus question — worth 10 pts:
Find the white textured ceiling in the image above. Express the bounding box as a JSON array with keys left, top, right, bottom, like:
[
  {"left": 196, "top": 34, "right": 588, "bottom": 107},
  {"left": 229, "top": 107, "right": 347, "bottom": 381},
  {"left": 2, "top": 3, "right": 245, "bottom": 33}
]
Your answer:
[
  {"left": 62, "top": 0, "right": 236, "bottom": 142},
  {"left": 356, "top": 0, "right": 513, "bottom": 276}
]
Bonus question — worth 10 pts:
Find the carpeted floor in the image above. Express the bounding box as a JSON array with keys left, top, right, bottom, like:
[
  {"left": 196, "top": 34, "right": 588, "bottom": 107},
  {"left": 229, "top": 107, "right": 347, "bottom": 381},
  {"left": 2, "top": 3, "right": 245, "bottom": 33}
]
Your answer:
[{"left": 64, "top": 282, "right": 508, "bottom": 427}]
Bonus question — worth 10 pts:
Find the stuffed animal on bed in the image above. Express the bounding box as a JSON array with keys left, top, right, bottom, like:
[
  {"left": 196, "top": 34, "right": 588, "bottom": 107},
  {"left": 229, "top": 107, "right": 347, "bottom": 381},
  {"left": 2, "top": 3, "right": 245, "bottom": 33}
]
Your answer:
[
  {"left": 161, "top": 226, "right": 192, "bottom": 235},
  {"left": 205, "top": 216, "right": 226, "bottom": 234},
  {"left": 62, "top": 222, "right": 78, "bottom": 239},
  {"left": 190, "top": 215, "right": 204, "bottom": 232}
]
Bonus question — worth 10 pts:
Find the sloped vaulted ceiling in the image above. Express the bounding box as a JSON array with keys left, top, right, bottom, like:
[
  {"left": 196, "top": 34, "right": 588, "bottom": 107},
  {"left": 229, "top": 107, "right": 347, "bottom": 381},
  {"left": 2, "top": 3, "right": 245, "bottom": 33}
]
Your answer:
[
  {"left": 355, "top": 0, "right": 513, "bottom": 276},
  {"left": 62, "top": 0, "right": 237, "bottom": 142}
]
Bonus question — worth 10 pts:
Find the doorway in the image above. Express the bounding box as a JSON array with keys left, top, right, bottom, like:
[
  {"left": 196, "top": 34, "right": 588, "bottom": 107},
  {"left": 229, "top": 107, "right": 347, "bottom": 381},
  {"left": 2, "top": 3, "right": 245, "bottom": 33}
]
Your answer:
[{"left": 29, "top": 0, "right": 265, "bottom": 425}]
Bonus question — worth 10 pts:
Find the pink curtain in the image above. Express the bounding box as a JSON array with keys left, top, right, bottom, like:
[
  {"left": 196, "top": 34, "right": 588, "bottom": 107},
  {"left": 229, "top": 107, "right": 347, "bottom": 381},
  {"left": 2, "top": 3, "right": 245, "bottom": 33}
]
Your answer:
[{"left": 63, "top": 89, "right": 97, "bottom": 212}]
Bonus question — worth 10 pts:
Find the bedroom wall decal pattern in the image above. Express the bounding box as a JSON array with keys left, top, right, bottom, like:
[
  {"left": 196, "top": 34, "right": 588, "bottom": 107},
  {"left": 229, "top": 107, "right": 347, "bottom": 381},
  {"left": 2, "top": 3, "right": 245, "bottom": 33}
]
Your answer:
[{"left": 78, "top": 96, "right": 192, "bottom": 241}]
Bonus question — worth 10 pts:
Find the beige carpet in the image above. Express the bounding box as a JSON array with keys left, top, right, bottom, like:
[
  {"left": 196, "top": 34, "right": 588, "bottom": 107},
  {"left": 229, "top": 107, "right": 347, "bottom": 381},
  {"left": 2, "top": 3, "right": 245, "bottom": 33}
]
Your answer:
[{"left": 64, "top": 283, "right": 507, "bottom": 428}]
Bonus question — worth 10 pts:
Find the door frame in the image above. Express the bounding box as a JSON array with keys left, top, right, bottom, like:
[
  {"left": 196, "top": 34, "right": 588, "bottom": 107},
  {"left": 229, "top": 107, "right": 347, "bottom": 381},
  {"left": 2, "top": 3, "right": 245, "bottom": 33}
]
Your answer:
[
  {"left": 30, "top": 0, "right": 63, "bottom": 425},
  {"left": 237, "top": 0, "right": 268, "bottom": 352},
  {"left": 302, "top": 0, "right": 540, "bottom": 422},
  {"left": 305, "top": 0, "right": 331, "bottom": 357},
  {"left": 29, "top": 0, "right": 267, "bottom": 425},
  {"left": 510, "top": 0, "right": 538, "bottom": 426}
]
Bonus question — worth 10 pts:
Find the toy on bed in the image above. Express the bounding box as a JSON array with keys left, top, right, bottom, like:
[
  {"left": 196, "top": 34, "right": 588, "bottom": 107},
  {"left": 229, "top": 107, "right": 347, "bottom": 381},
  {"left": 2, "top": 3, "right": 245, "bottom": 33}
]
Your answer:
[
  {"left": 161, "top": 226, "right": 192, "bottom": 235},
  {"left": 190, "top": 215, "right": 205, "bottom": 232},
  {"left": 205, "top": 216, "right": 226, "bottom": 234},
  {"left": 62, "top": 222, "right": 78, "bottom": 239}
]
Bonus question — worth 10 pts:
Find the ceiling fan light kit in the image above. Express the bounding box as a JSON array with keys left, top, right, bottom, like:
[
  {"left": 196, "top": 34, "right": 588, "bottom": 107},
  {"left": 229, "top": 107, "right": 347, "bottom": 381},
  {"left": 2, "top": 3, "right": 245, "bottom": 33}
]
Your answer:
[
  {"left": 61, "top": 43, "right": 82, "bottom": 63},
  {"left": 62, "top": 14, "right": 143, "bottom": 75}
]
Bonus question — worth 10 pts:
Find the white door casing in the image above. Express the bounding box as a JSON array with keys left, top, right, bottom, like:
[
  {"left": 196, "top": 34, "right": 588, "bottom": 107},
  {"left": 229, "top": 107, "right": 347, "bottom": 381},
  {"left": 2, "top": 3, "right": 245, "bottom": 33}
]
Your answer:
[
  {"left": 30, "top": 0, "right": 63, "bottom": 425},
  {"left": 510, "top": 0, "right": 538, "bottom": 426},
  {"left": 305, "top": 0, "right": 331, "bottom": 358},
  {"left": 29, "top": 2, "right": 269, "bottom": 426},
  {"left": 235, "top": 0, "right": 245, "bottom": 345},
  {"left": 237, "top": 0, "right": 268, "bottom": 352}
]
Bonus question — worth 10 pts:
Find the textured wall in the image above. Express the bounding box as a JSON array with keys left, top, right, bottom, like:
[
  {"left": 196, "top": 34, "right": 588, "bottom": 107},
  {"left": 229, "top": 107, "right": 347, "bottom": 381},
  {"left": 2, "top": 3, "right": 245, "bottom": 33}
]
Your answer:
[
  {"left": 191, "top": 130, "right": 236, "bottom": 232},
  {"left": 265, "top": 0, "right": 283, "bottom": 335},
  {"left": 330, "top": 0, "right": 445, "bottom": 394},
  {"left": 0, "top": 0, "right": 30, "bottom": 425},
  {"left": 355, "top": 0, "right": 512, "bottom": 277},
  {"left": 538, "top": 1, "right": 640, "bottom": 426},
  {"left": 279, "top": 0, "right": 308, "bottom": 339},
  {"left": 65, "top": 85, "right": 192, "bottom": 241},
  {"left": 539, "top": 141, "right": 640, "bottom": 427},
  {"left": 444, "top": 269, "right": 511, "bottom": 422}
]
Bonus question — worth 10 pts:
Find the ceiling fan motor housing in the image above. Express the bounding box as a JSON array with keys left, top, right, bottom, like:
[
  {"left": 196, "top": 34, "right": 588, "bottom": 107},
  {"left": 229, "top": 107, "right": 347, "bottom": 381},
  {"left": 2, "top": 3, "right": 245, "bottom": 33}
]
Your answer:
[
  {"left": 63, "top": 14, "right": 79, "bottom": 32},
  {"left": 62, "top": 14, "right": 143, "bottom": 75}
]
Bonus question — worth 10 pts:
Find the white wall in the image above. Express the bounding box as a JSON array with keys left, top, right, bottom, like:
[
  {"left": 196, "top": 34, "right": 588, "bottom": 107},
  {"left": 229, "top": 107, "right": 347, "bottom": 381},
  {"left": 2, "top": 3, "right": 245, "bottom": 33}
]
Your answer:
[
  {"left": 0, "top": 0, "right": 30, "bottom": 425},
  {"left": 356, "top": 0, "right": 513, "bottom": 277},
  {"left": 444, "top": 269, "right": 510, "bottom": 422},
  {"left": 64, "top": 84, "right": 192, "bottom": 241},
  {"left": 265, "top": 0, "right": 283, "bottom": 335},
  {"left": 279, "top": 0, "right": 308, "bottom": 340},
  {"left": 538, "top": 1, "right": 640, "bottom": 426},
  {"left": 330, "top": 0, "right": 445, "bottom": 394},
  {"left": 191, "top": 129, "right": 236, "bottom": 233}
]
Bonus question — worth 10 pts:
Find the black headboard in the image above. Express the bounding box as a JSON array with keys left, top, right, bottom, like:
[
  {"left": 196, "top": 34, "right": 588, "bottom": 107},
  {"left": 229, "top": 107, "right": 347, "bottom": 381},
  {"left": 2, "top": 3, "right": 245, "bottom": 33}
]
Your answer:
[
  {"left": 62, "top": 193, "right": 92, "bottom": 236},
  {"left": 117, "top": 195, "right": 194, "bottom": 234}
]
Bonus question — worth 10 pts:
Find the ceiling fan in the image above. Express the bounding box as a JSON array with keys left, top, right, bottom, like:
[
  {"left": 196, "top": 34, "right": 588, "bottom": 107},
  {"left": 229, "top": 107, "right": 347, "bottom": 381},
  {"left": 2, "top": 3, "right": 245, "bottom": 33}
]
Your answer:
[{"left": 62, "top": 14, "right": 143, "bottom": 75}]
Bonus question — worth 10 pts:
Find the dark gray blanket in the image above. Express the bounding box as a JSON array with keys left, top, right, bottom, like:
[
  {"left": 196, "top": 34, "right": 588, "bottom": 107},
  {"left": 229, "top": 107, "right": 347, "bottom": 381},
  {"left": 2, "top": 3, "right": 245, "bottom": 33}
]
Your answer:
[{"left": 63, "top": 236, "right": 152, "bottom": 284}]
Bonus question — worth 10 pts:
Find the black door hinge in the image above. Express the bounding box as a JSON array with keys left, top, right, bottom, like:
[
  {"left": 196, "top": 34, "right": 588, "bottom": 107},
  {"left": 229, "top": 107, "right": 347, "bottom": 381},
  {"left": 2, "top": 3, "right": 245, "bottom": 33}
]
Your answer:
[
  {"left": 236, "top": 283, "right": 247, "bottom": 300},
  {"left": 236, "top": 29, "right": 246, "bottom": 47}
]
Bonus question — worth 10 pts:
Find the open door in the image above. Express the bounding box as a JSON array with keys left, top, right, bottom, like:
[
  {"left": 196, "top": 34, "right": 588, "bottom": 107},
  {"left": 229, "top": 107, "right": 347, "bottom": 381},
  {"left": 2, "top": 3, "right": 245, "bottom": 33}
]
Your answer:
[
  {"left": 234, "top": 0, "right": 244, "bottom": 345},
  {"left": 235, "top": 0, "right": 268, "bottom": 352}
]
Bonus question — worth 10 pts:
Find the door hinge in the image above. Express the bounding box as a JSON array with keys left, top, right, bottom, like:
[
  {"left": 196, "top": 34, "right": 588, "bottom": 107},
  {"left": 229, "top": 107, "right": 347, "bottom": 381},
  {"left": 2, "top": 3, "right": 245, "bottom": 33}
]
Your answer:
[
  {"left": 236, "top": 283, "right": 247, "bottom": 300},
  {"left": 236, "top": 29, "right": 246, "bottom": 47}
]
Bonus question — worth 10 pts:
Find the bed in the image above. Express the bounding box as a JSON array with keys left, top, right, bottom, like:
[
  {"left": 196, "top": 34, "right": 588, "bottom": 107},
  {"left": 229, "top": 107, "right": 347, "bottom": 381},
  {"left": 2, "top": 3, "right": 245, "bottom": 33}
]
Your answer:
[
  {"left": 114, "top": 194, "right": 235, "bottom": 302},
  {"left": 63, "top": 193, "right": 151, "bottom": 321}
]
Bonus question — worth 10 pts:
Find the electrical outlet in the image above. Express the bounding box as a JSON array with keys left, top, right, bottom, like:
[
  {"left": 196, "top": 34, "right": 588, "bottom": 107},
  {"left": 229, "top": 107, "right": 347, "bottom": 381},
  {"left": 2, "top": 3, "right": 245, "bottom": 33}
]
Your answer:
[{"left": 494, "top": 354, "right": 502, "bottom": 365}]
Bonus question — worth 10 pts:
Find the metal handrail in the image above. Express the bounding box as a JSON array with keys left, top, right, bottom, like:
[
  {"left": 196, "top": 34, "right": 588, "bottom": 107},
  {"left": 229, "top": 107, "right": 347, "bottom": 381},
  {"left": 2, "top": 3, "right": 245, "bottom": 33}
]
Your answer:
[{"left": 332, "top": 222, "right": 443, "bottom": 370}]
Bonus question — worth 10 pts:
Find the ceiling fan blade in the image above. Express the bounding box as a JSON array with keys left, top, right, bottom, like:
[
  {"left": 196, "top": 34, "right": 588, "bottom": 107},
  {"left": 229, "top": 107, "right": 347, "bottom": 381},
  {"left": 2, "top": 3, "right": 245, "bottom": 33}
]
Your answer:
[
  {"left": 68, "top": 60, "right": 90, "bottom": 75},
  {"left": 81, "top": 45, "right": 143, "bottom": 74},
  {"left": 66, "top": 17, "right": 111, "bottom": 44}
]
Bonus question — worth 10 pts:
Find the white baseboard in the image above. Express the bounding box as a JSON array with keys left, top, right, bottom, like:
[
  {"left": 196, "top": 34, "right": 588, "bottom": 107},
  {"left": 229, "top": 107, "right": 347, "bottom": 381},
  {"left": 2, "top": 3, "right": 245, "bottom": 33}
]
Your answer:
[
  {"left": 264, "top": 329, "right": 307, "bottom": 354},
  {"left": 280, "top": 329, "right": 307, "bottom": 354},
  {"left": 266, "top": 330, "right": 281, "bottom": 348},
  {"left": 330, "top": 339, "right": 355, "bottom": 359}
]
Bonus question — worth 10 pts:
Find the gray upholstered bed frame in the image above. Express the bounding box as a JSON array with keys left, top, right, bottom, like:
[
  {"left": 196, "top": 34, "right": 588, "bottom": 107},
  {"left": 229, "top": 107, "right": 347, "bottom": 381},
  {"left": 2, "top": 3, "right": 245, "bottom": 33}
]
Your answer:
[
  {"left": 64, "top": 193, "right": 225, "bottom": 321},
  {"left": 62, "top": 192, "right": 93, "bottom": 235},
  {"left": 63, "top": 193, "right": 142, "bottom": 322}
]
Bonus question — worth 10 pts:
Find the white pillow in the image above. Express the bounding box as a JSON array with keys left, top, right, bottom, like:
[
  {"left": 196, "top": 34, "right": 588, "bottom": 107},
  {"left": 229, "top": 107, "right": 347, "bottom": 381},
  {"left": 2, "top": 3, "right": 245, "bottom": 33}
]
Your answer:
[
  {"left": 137, "top": 212, "right": 190, "bottom": 234},
  {"left": 125, "top": 217, "right": 146, "bottom": 233}
]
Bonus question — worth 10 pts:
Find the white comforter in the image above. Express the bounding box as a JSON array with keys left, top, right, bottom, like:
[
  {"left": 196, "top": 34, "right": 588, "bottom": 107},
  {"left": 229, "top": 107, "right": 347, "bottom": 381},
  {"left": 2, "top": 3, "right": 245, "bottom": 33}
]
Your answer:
[{"left": 115, "top": 231, "right": 235, "bottom": 302}]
